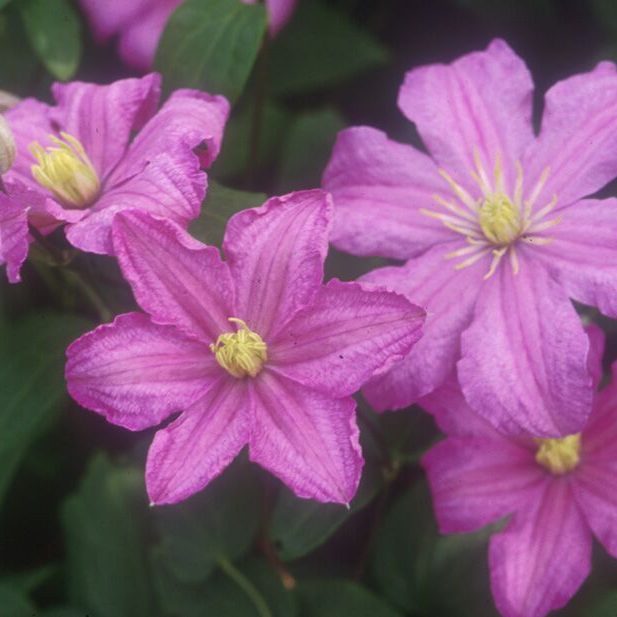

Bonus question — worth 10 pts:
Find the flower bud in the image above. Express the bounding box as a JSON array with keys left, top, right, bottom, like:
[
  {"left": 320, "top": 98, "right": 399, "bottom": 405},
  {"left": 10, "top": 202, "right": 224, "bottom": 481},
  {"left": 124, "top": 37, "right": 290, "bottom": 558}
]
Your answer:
[{"left": 0, "top": 115, "right": 16, "bottom": 175}]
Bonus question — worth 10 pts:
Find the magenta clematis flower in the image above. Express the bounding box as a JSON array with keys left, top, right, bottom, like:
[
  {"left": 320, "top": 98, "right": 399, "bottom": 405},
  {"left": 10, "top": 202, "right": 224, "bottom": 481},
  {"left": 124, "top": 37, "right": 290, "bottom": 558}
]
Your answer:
[
  {"left": 420, "top": 326, "right": 616, "bottom": 617},
  {"left": 79, "top": 0, "right": 297, "bottom": 72},
  {"left": 323, "top": 38, "right": 617, "bottom": 437},
  {"left": 65, "top": 191, "right": 425, "bottom": 505},
  {"left": 4, "top": 73, "right": 228, "bottom": 256}
]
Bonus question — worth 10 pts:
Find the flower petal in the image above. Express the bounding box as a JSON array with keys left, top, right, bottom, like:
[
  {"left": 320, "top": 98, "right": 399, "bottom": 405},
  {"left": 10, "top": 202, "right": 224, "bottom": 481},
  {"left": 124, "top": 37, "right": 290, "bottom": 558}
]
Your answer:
[
  {"left": 459, "top": 255, "right": 593, "bottom": 437},
  {"left": 524, "top": 61, "right": 617, "bottom": 210},
  {"left": 489, "top": 480, "right": 591, "bottom": 617},
  {"left": 360, "top": 243, "right": 485, "bottom": 410},
  {"left": 399, "top": 39, "right": 534, "bottom": 188},
  {"left": 146, "top": 377, "right": 250, "bottom": 505},
  {"left": 107, "top": 88, "right": 229, "bottom": 186},
  {"left": 322, "top": 126, "right": 454, "bottom": 259},
  {"left": 269, "top": 279, "right": 424, "bottom": 397},
  {"left": 223, "top": 190, "right": 331, "bottom": 339},
  {"left": 66, "top": 149, "right": 205, "bottom": 254},
  {"left": 0, "top": 188, "right": 30, "bottom": 283},
  {"left": 78, "top": 0, "right": 150, "bottom": 41},
  {"left": 111, "top": 210, "right": 235, "bottom": 342},
  {"left": 65, "top": 312, "right": 218, "bottom": 430},
  {"left": 531, "top": 198, "right": 617, "bottom": 318},
  {"left": 250, "top": 372, "right": 362, "bottom": 504},
  {"left": 265, "top": 0, "right": 297, "bottom": 35},
  {"left": 50, "top": 74, "right": 161, "bottom": 177},
  {"left": 422, "top": 436, "right": 544, "bottom": 533}
]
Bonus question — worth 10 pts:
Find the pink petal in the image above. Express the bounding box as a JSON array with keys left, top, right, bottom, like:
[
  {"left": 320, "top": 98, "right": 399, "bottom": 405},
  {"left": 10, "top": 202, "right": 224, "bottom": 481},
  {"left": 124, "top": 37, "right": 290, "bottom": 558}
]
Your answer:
[
  {"left": 250, "top": 371, "right": 362, "bottom": 504},
  {"left": 146, "top": 377, "right": 250, "bottom": 505},
  {"left": 269, "top": 279, "right": 425, "bottom": 397},
  {"left": 586, "top": 323, "right": 605, "bottom": 391},
  {"left": 111, "top": 210, "right": 235, "bottom": 342},
  {"left": 107, "top": 88, "right": 229, "bottom": 186},
  {"left": 0, "top": 189, "right": 30, "bottom": 283},
  {"left": 459, "top": 254, "right": 593, "bottom": 437},
  {"left": 489, "top": 480, "right": 592, "bottom": 617},
  {"left": 50, "top": 74, "right": 161, "bottom": 178},
  {"left": 322, "top": 126, "right": 454, "bottom": 259},
  {"left": 524, "top": 61, "right": 617, "bottom": 210},
  {"left": 531, "top": 198, "right": 617, "bottom": 318},
  {"left": 265, "top": 0, "right": 297, "bottom": 35},
  {"left": 399, "top": 39, "right": 534, "bottom": 191},
  {"left": 360, "top": 243, "right": 485, "bottom": 410},
  {"left": 65, "top": 312, "right": 218, "bottom": 431},
  {"left": 78, "top": 0, "right": 150, "bottom": 41},
  {"left": 223, "top": 190, "right": 330, "bottom": 339},
  {"left": 422, "top": 435, "right": 544, "bottom": 533},
  {"left": 66, "top": 149, "right": 205, "bottom": 254}
]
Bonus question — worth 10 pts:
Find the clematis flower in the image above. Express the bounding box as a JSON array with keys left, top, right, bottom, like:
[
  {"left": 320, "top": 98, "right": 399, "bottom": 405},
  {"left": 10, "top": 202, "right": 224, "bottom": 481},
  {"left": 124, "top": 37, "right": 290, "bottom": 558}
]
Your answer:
[
  {"left": 323, "top": 38, "right": 617, "bottom": 437},
  {"left": 79, "top": 0, "right": 298, "bottom": 72},
  {"left": 420, "top": 326, "right": 617, "bottom": 617},
  {"left": 65, "top": 191, "right": 425, "bottom": 505},
  {"left": 4, "top": 73, "right": 228, "bottom": 256}
]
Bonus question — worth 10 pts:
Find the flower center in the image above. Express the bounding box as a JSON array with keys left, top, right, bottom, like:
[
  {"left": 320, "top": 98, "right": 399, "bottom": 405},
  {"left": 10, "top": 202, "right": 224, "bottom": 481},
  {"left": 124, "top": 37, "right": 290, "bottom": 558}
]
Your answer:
[
  {"left": 535, "top": 434, "right": 581, "bottom": 475},
  {"left": 29, "top": 132, "right": 100, "bottom": 208},
  {"left": 210, "top": 318, "right": 267, "bottom": 379},
  {"left": 478, "top": 193, "right": 521, "bottom": 245}
]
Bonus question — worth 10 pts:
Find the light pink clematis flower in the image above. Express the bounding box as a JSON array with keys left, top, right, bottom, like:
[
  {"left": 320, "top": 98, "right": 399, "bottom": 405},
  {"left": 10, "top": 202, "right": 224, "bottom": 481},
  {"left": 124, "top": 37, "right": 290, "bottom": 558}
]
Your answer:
[
  {"left": 79, "top": 0, "right": 297, "bottom": 72},
  {"left": 421, "top": 326, "right": 615, "bottom": 617},
  {"left": 323, "top": 38, "right": 617, "bottom": 437},
  {"left": 4, "top": 73, "right": 228, "bottom": 256},
  {"left": 65, "top": 191, "right": 425, "bottom": 505}
]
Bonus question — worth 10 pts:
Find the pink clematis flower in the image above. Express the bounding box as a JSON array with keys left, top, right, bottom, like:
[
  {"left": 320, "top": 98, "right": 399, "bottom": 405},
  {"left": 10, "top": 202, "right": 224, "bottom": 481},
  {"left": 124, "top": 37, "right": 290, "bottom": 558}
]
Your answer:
[
  {"left": 4, "top": 73, "right": 228, "bottom": 256},
  {"left": 323, "top": 38, "right": 617, "bottom": 437},
  {"left": 421, "top": 326, "right": 615, "bottom": 617},
  {"left": 65, "top": 191, "right": 425, "bottom": 505},
  {"left": 79, "top": 0, "right": 297, "bottom": 72}
]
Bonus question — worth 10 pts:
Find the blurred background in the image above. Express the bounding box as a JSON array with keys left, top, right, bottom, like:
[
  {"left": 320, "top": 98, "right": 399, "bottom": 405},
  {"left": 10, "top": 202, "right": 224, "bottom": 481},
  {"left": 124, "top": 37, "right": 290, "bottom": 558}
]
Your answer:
[{"left": 2, "top": 1, "right": 617, "bottom": 615}]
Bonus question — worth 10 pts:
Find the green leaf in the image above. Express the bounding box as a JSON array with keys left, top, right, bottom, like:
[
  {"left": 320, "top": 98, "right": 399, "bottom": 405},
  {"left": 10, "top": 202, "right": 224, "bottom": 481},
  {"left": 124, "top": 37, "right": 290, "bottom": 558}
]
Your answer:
[
  {"left": 371, "top": 481, "right": 499, "bottom": 617},
  {"left": 0, "top": 312, "right": 90, "bottom": 508},
  {"left": 19, "top": 0, "right": 81, "bottom": 80},
  {"left": 62, "top": 454, "right": 154, "bottom": 617},
  {"left": 0, "top": 9, "right": 38, "bottom": 95},
  {"left": 154, "top": 556, "right": 297, "bottom": 617},
  {"left": 156, "top": 0, "right": 267, "bottom": 102},
  {"left": 297, "top": 580, "right": 403, "bottom": 617},
  {"left": 43, "top": 609, "right": 87, "bottom": 617},
  {"left": 154, "top": 461, "right": 261, "bottom": 584},
  {"left": 0, "top": 584, "right": 36, "bottom": 617},
  {"left": 269, "top": 1, "right": 389, "bottom": 96},
  {"left": 191, "top": 182, "right": 266, "bottom": 247},
  {"left": 277, "top": 108, "right": 346, "bottom": 193}
]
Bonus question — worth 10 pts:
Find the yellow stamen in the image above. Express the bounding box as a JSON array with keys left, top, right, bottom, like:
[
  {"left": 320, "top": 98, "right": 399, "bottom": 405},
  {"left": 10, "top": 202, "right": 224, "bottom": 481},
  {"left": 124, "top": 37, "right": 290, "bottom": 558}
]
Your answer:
[
  {"left": 30, "top": 132, "right": 100, "bottom": 208},
  {"left": 535, "top": 434, "right": 581, "bottom": 475},
  {"left": 478, "top": 193, "right": 521, "bottom": 245},
  {"left": 210, "top": 318, "right": 267, "bottom": 379}
]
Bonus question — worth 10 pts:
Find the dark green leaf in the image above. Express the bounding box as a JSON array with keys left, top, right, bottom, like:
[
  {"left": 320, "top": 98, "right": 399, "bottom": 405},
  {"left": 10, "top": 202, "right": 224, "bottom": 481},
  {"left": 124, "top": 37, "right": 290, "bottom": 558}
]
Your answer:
[
  {"left": 0, "top": 584, "right": 36, "bottom": 617},
  {"left": 62, "top": 454, "right": 154, "bottom": 617},
  {"left": 277, "top": 108, "right": 345, "bottom": 192},
  {"left": 156, "top": 0, "right": 267, "bottom": 102},
  {"left": 154, "top": 461, "right": 261, "bottom": 583},
  {"left": 371, "top": 481, "right": 499, "bottom": 617},
  {"left": 269, "top": 1, "right": 389, "bottom": 96},
  {"left": 0, "top": 311, "right": 90, "bottom": 508},
  {"left": 297, "top": 580, "right": 403, "bottom": 617},
  {"left": 19, "top": 0, "right": 81, "bottom": 80},
  {"left": 43, "top": 609, "right": 88, "bottom": 617},
  {"left": 191, "top": 182, "right": 266, "bottom": 247},
  {"left": 0, "top": 9, "right": 38, "bottom": 95}
]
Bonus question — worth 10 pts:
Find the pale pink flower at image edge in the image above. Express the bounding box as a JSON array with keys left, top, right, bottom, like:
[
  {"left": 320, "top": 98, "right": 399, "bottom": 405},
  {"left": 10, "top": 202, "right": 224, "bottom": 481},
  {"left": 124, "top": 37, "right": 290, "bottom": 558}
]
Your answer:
[
  {"left": 4, "top": 73, "right": 228, "bottom": 258},
  {"left": 65, "top": 191, "right": 425, "bottom": 505},
  {"left": 420, "top": 326, "right": 617, "bottom": 617},
  {"left": 79, "top": 0, "right": 298, "bottom": 72},
  {"left": 323, "top": 38, "right": 617, "bottom": 437}
]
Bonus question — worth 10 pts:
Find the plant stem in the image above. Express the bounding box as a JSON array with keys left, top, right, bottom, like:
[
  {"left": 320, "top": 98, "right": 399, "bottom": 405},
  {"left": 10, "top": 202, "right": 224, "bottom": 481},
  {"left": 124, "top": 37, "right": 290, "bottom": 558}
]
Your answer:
[{"left": 218, "top": 558, "right": 273, "bottom": 617}]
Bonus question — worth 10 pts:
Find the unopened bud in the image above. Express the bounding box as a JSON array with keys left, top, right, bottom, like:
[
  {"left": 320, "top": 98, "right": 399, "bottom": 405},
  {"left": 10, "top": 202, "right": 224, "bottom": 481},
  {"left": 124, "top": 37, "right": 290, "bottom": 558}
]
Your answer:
[{"left": 0, "top": 115, "right": 16, "bottom": 175}]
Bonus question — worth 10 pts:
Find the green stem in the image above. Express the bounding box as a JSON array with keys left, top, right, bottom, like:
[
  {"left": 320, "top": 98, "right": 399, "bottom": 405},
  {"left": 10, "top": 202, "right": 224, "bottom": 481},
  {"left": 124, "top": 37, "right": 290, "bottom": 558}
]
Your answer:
[
  {"left": 61, "top": 268, "right": 112, "bottom": 323},
  {"left": 218, "top": 558, "right": 273, "bottom": 617}
]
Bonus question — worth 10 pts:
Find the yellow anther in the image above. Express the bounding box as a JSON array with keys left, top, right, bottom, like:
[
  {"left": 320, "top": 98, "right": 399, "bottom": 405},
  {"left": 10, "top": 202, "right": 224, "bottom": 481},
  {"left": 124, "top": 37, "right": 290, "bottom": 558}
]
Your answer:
[
  {"left": 30, "top": 132, "right": 100, "bottom": 208},
  {"left": 478, "top": 193, "right": 521, "bottom": 246},
  {"left": 535, "top": 434, "right": 581, "bottom": 475},
  {"left": 210, "top": 318, "right": 267, "bottom": 379}
]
